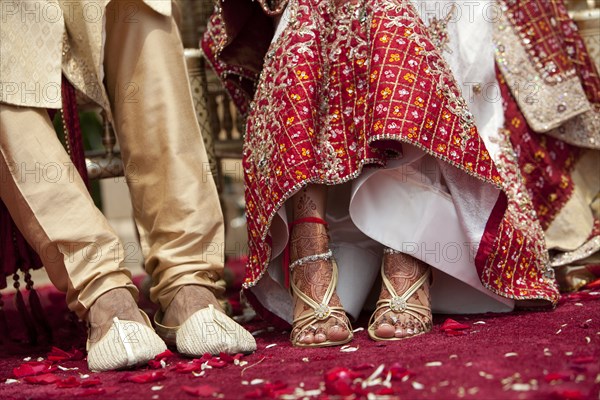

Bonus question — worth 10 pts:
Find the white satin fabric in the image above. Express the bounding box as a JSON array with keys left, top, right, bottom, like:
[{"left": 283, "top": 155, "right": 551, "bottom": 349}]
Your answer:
[{"left": 250, "top": 0, "right": 515, "bottom": 323}]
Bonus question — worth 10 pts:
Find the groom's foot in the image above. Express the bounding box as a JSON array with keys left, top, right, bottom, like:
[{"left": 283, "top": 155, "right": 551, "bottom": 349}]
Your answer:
[
  {"left": 87, "top": 288, "right": 146, "bottom": 344},
  {"left": 161, "top": 285, "right": 222, "bottom": 327}
]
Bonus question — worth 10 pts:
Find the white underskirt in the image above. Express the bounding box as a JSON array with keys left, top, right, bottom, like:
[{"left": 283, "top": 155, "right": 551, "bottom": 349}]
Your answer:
[{"left": 250, "top": 0, "right": 514, "bottom": 323}]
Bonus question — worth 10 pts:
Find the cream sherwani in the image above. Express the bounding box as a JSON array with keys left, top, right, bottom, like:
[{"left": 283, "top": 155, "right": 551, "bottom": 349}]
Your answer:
[{"left": 0, "top": 0, "right": 225, "bottom": 318}]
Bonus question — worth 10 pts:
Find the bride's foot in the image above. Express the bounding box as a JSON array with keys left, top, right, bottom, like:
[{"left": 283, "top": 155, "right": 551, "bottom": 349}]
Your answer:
[
  {"left": 289, "top": 219, "right": 352, "bottom": 347},
  {"left": 369, "top": 249, "right": 432, "bottom": 340}
]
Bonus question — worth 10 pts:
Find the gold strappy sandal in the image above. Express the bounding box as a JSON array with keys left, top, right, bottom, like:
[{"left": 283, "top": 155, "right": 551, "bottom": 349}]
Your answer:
[
  {"left": 368, "top": 249, "right": 432, "bottom": 341},
  {"left": 290, "top": 250, "right": 353, "bottom": 347}
]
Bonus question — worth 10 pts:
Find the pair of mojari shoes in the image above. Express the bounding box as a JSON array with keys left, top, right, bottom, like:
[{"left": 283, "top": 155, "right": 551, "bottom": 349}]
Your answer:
[
  {"left": 289, "top": 218, "right": 432, "bottom": 347},
  {"left": 87, "top": 304, "right": 256, "bottom": 372}
]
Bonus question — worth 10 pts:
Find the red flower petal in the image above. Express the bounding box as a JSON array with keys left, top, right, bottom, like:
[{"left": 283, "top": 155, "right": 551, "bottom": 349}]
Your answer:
[
  {"left": 125, "top": 371, "right": 167, "bottom": 383},
  {"left": 219, "top": 352, "right": 234, "bottom": 363},
  {"left": 13, "top": 361, "right": 56, "bottom": 378},
  {"left": 24, "top": 373, "right": 61, "bottom": 385},
  {"left": 584, "top": 278, "right": 600, "bottom": 290},
  {"left": 387, "top": 364, "right": 413, "bottom": 381},
  {"left": 207, "top": 359, "right": 227, "bottom": 368},
  {"left": 192, "top": 353, "right": 213, "bottom": 364},
  {"left": 80, "top": 378, "right": 102, "bottom": 387},
  {"left": 57, "top": 376, "right": 81, "bottom": 388},
  {"left": 376, "top": 387, "right": 395, "bottom": 395},
  {"left": 441, "top": 318, "right": 470, "bottom": 331},
  {"left": 172, "top": 362, "right": 202, "bottom": 374},
  {"left": 544, "top": 372, "right": 572, "bottom": 383},
  {"left": 47, "top": 346, "right": 84, "bottom": 362},
  {"left": 181, "top": 385, "right": 219, "bottom": 397},
  {"left": 148, "top": 349, "right": 176, "bottom": 369},
  {"left": 154, "top": 349, "right": 175, "bottom": 360},
  {"left": 324, "top": 367, "right": 361, "bottom": 383},
  {"left": 325, "top": 379, "right": 355, "bottom": 396},
  {"left": 552, "top": 389, "right": 585, "bottom": 400}
]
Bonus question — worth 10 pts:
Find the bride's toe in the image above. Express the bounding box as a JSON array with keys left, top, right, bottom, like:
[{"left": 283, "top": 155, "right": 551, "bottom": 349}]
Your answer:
[
  {"left": 328, "top": 324, "right": 349, "bottom": 342},
  {"left": 375, "top": 322, "right": 396, "bottom": 338}
]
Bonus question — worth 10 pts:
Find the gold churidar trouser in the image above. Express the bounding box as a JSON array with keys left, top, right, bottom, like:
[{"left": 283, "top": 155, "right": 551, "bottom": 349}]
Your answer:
[
  {"left": 0, "top": 0, "right": 225, "bottom": 318},
  {"left": 0, "top": 104, "right": 138, "bottom": 318}
]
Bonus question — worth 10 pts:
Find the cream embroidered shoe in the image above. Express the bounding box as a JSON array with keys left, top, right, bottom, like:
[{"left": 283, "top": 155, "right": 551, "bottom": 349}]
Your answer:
[
  {"left": 154, "top": 304, "right": 256, "bottom": 356},
  {"left": 86, "top": 311, "right": 167, "bottom": 372}
]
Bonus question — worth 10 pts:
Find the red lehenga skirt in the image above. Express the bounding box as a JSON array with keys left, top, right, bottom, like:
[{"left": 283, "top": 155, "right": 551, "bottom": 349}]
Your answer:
[{"left": 203, "top": 0, "right": 559, "bottom": 326}]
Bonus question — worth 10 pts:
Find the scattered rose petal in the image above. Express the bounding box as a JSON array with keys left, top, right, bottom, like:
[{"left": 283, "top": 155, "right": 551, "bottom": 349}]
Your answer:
[
  {"left": 324, "top": 367, "right": 362, "bottom": 395},
  {"left": 565, "top": 352, "right": 573, "bottom": 356},
  {"left": 24, "top": 373, "right": 61, "bottom": 385},
  {"left": 584, "top": 278, "right": 600, "bottom": 290},
  {"left": 151, "top": 386, "right": 163, "bottom": 391},
  {"left": 551, "top": 389, "right": 585, "bottom": 400},
  {"left": 544, "top": 372, "right": 572, "bottom": 383},
  {"left": 79, "top": 374, "right": 90, "bottom": 379},
  {"left": 473, "top": 321, "right": 486, "bottom": 325},
  {"left": 250, "top": 379, "right": 265, "bottom": 385},
  {"left": 219, "top": 352, "right": 234, "bottom": 363},
  {"left": 265, "top": 344, "right": 277, "bottom": 349},
  {"left": 302, "top": 357, "right": 309, "bottom": 363},
  {"left": 13, "top": 361, "right": 56, "bottom": 378},
  {"left": 192, "top": 371, "right": 205, "bottom": 377},
  {"left": 81, "top": 378, "right": 101, "bottom": 387},
  {"left": 125, "top": 371, "right": 167, "bottom": 384},
  {"left": 504, "top": 352, "right": 518, "bottom": 358},
  {"left": 441, "top": 318, "right": 470, "bottom": 332},
  {"left": 388, "top": 363, "right": 413, "bottom": 381},
  {"left": 352, "top": 327, "right": 364, "bottom": 333},
  {"left": 172, "top": 362, "right": 202, "bottom": 374},
  {"left": 449, "top": 354, "right": 458, "bottom": 359},
  {"left": 207, "top": 358, "right": 227, "bottom": 368},
  {"left": 585, "top": 337, "right": 591, "bottom": 344},
  {"left": 412, "top": 381, "right": 424, "bottom": 390},
  {"left": 5, "top": 379, "right": 18, "bottom": 384},
  {"left": 425, "top": 361, "right": 442, "bottom": 367},
  {"left": 340, "top": 345, "right": 359, "bottom": 352},
  {"left": 57, "top": 377, "right": 80, "bottom": 388},
  {"left": 47, "top": 347, "right": 84, "bottom": 362},
  {"left": 148, "top": 349, "right": 175, "bottom": 369}
]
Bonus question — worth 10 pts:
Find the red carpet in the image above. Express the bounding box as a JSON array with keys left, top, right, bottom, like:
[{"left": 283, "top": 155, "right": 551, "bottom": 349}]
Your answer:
[{"left": 1, "top": 282, "right": 599, "bottom": 399}]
